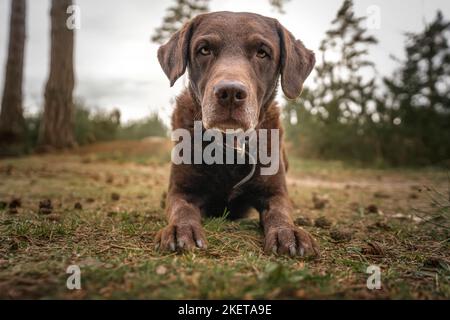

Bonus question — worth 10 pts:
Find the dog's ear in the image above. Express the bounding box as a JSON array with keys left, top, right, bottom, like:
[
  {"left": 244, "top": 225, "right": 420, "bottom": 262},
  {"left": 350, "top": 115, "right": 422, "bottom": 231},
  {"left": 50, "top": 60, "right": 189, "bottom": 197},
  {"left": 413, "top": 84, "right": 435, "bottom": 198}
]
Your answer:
[
  {"left": 276, "top": 21, "right": 315, "bottom": 99},
  {"left": 157, "top": 21, "right": 194, "bottom": 87}
]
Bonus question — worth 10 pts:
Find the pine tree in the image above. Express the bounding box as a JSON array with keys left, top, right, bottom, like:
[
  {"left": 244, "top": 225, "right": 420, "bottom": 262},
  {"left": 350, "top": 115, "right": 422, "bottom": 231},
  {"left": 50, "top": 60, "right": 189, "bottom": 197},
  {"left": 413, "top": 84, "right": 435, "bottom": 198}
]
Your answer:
[
  {"left": 384, "top": 11, "right": 450, "bottom": 165},
  {"left": 0, "top": 0, "right": 26, "bottom": 155},
  {"left": 38, "top": 0, "right": 76, "bottom": 150},
  {"left": 284, "top": 0, "right": 379, "bottom": 162},
  {"left": 268, "top": 0, "right": 290, "bottom": 14},
  {"left": 312, "top": 0, "right": 378, "bottom": 125},
  {"left": 152, "top": 0, "right": 209, "bottom": 44}
]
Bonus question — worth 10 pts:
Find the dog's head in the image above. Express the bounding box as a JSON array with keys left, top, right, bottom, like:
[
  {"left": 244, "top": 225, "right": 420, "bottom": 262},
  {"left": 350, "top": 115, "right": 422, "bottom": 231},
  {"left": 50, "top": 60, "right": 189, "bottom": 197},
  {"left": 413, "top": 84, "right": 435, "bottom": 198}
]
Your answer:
[{"left": 158, "top": 11, "right": 315, "bottom": 131}]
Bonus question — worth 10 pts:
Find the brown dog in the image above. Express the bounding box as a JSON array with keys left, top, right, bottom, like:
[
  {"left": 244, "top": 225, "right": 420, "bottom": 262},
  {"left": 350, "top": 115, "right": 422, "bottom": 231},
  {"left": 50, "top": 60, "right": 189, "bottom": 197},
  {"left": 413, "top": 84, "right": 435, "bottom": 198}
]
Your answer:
[{"left": 156, "top": 11, "right": 319, "bottom": 257}]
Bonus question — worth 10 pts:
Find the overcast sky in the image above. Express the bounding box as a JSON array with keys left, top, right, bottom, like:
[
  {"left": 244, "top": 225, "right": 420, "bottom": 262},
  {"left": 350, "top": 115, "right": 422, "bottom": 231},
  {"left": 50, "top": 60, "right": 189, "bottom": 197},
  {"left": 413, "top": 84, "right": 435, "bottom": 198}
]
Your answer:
[{"left": 0, "top": 0, "right": 449, "bottom": 124}]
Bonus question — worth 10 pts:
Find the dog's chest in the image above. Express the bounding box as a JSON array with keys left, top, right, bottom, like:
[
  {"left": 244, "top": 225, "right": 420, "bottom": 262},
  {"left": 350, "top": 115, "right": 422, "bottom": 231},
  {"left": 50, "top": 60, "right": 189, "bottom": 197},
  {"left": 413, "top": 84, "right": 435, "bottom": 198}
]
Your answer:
[{"left": 193, "top": 162, "right": 255, "bottom": 191}]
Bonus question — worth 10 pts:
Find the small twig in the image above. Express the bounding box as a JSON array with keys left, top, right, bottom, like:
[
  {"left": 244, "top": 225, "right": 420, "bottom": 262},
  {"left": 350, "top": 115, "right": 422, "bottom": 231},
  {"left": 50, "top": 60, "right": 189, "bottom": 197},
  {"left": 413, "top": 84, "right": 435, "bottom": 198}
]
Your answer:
[
  {"left": 97, "top": 244, "right": 154, "bottom": 254},
  {"left": 411, "top": 209, "right": 449, "bottom": 229}
]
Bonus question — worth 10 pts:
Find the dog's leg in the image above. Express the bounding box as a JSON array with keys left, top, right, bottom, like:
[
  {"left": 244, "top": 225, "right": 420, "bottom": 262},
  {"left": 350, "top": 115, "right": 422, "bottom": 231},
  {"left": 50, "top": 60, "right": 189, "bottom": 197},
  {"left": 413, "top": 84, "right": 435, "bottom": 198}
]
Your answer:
[
  {"left": 260, "top": 194, "right": 319, "bottom": 257},
  {"left": 155, "top": 192, "right": 207, "bottom": 251}
]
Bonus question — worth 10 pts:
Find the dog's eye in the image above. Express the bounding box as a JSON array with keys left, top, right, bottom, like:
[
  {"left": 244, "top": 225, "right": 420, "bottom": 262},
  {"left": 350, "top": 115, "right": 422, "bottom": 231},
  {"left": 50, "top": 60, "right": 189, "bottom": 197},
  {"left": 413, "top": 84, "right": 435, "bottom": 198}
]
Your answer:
[
  {"left": 199, "top": 46, "right": 211, "bottom": 56},
  {"left": 256, "top": 48, "right": 269, "bottom": 59}
]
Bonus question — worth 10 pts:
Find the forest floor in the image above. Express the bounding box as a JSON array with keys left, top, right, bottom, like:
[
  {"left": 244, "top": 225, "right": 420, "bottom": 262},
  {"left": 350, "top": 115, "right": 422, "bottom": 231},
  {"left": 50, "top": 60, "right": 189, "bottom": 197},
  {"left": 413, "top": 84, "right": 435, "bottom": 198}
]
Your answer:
[{"left": 0, "top": 139, "right": 449, "bottom": 299}]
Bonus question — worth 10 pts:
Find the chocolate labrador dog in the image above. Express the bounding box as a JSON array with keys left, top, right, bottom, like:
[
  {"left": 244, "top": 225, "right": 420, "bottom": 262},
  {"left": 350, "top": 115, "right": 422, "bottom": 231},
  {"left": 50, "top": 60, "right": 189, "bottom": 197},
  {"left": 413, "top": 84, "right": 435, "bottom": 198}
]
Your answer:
[{"left": 156, "top": 11, "right": 319, "bottom": 257}]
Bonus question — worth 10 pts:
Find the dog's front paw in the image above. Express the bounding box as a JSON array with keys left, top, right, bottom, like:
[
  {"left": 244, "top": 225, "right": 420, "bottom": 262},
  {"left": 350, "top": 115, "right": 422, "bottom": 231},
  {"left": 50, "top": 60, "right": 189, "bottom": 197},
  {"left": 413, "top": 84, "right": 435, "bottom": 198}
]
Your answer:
[
  {"left": 264, "top": 224, "right": 319, "bottom": 258},
  {"left": 155, "top": 221, "right": 207, "bottom": 252}
]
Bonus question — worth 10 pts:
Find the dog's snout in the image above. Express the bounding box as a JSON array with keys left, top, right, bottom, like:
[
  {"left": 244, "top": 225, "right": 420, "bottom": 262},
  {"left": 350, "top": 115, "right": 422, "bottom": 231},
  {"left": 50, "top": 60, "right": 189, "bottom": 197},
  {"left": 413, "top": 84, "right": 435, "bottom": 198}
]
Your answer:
[{"left": 213, "top": 81, "right": 248, "bottom": 108}]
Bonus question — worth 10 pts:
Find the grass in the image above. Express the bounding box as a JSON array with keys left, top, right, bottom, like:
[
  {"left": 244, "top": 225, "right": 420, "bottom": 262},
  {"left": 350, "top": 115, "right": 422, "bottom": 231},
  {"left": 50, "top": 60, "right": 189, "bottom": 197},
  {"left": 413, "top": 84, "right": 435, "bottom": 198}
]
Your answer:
[{"left": 0, "top": 140, "right": 449, "bottom": 299}]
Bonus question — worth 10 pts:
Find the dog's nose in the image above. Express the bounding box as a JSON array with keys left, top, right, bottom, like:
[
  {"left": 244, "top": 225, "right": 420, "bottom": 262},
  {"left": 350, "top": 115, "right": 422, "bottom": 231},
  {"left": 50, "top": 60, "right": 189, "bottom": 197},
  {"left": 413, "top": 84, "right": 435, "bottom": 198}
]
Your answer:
[{"left": 213, "top": 81, "right": 248, "bottom": 108}]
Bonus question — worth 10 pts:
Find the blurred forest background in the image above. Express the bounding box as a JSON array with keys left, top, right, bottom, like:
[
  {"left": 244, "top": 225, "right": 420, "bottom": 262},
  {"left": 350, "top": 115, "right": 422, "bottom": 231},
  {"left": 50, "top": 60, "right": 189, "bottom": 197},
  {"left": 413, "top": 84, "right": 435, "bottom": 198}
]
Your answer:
[{"left": 0, "top": 0, "right": 449, "bottom": 167}]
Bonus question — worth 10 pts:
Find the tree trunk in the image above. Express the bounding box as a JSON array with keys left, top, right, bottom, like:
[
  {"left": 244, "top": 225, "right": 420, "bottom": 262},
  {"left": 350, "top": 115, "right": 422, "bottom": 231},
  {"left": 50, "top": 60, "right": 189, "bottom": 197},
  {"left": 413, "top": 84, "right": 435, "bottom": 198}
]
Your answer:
[
  {"left": 38, "top": 0, "right": 75, "bottom": 150},
  {"left": 0, "top": 0, "right": 26, "bottom": 156}
]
